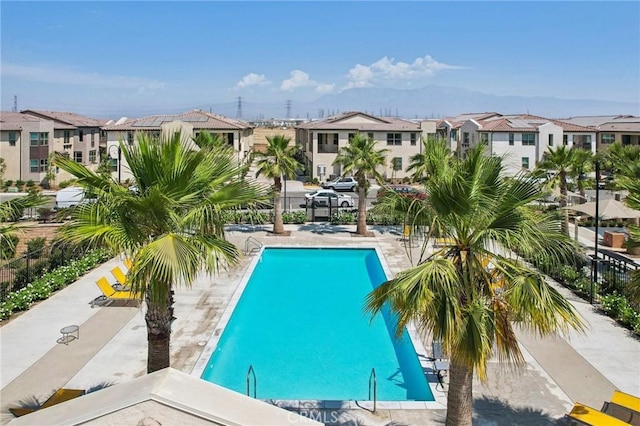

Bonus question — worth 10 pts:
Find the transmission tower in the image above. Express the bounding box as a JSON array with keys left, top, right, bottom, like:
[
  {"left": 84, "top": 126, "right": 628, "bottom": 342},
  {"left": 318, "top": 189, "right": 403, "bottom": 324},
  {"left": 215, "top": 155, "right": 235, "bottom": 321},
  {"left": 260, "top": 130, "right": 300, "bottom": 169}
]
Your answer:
[
  {"left": 236, "top": 97, "right": 243, "bottom": 119},
  {"left": 12, "top": 95, "right": 18, "bottom": 112},
  {"left": 285, "top": 100, "right": 292, "bottom": 119}
]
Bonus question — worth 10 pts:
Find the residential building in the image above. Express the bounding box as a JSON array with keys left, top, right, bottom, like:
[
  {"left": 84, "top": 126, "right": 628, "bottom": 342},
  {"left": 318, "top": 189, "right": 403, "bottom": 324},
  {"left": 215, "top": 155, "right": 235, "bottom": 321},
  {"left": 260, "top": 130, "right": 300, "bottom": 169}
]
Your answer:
[
  {"left": 102, "top": 110, "right": 254, "bottom": 182},
  {"left": 560, "top": 115, "right": 640, "bottom": 151},
  {"left": 438, "top": 113, "right": 595, "bottom": 175},
  {"left": 295, "top": 111, "right": 437, "bottom": 181},
  {"left": 0, "top": 110, "right": 106, "bottom": 184}
]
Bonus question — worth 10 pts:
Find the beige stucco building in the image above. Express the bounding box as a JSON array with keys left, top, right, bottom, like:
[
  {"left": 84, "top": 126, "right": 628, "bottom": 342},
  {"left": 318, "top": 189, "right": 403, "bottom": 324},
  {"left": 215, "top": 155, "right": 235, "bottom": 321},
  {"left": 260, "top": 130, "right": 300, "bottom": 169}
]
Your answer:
[
  {"left": 559, "top": 115, "right": 640, "bottom": 151},
  {"left": 295, "top": 111, "right": 437, "bottom": 181},
  {"left": 437, "top": 112, "right": 596, "bottom": 176},
  {"left": 102, "top": 110, "right": 254, "bottom": 182},
  {"left": 0, "top": 110, "right": 106, "bottom": 185}
]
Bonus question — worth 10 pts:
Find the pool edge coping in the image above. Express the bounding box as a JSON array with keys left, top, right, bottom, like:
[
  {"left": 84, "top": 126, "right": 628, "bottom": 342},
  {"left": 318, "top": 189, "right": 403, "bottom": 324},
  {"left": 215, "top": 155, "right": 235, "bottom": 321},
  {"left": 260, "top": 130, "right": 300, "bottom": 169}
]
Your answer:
[{"left": 190, "top": 244, "right": 447, "bottom": 410}]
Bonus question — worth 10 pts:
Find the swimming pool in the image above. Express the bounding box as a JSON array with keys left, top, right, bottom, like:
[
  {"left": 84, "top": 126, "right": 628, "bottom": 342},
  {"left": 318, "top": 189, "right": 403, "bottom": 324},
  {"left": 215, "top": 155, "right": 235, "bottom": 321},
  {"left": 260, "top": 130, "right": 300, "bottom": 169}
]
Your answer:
[{"left": 199, "top": 247, "right": 434, "bottom": 401}]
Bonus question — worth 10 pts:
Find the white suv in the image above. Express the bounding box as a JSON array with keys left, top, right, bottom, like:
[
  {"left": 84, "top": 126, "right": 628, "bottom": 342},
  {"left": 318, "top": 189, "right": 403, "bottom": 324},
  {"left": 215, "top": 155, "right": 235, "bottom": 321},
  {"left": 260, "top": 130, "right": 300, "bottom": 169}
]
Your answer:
[
  {"left": 305, "top": 189, "right": 354, "bottom": 207},
  {"left": 322, "top": 177, "right": 357, "bottom": 191}
]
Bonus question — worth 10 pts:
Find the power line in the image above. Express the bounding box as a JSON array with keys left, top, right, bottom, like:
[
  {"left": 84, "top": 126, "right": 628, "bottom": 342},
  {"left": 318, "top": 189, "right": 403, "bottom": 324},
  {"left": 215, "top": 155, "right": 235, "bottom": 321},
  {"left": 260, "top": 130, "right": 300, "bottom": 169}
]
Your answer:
[
  {"left": 12, "top": 95, "right": 18, "bottom": 112},
  {"left": 285, "top": 99, "right": 292, "bottom": 119},
  {"left": 236, "top": 97, "right": 243, "bottom": 119}
]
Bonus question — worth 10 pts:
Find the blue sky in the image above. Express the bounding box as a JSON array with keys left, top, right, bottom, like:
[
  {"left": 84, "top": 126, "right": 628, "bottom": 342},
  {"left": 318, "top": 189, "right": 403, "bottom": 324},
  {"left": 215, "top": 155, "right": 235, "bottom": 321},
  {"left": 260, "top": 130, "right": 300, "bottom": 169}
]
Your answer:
[{"left": 1, "top": 1, "right": 639, "bottom": 118}]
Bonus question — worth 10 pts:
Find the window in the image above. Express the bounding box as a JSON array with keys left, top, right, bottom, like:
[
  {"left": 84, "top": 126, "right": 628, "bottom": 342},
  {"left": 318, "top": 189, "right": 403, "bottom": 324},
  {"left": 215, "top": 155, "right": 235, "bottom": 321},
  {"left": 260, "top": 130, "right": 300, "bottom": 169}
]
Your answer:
[
  {"left": 8, "top": 132, "right": 16, "bottom": 146},
  {"left": 333, "top": 134, "right": 338, "bottom": 145},
  {"left": 73, "top": 151, "right": 83, "bottom": 163},
  {"left": 40, "top": 158, "right": 48, "bottom": 171},
  {"left": 522, "top": 133, "right": 535, "bottom": 146},
  {"left": 79, "top": 130, "right": 84, "bottom": 142},
  {"left": 30, "top": 159, "right": 39, "bottom": 173},
  {"left": 89, "top": 150, "right": 97, "bottom": 164},
  {"left": 30, "top": 158, "right": 47, "bottom": 172},
  {"left": 521, "top": 157, "right": 530, "bottom": 169},
  {"left": 602, "top": 133, "right": 615, "bottom": 144},
  {"left": 127, "top": 132, "right": 134, "bottom": 145},
  {"left": 367, "top": 132, "right": 374, "bottom": 140},
  {"left": 30, "top": 132, "right": 48, "bottom": 146},
  {"left": 63, "top": 130, "right": 72, "bottom": 149},
  {"left": 410, "top": 133, "right": 417, "bottom": 146},
  {"left": 480, "top": 133, "right": 489, "bottom": 144},
  {"left": 450, "top": 129, "right": 457, "bottom": 140},
  {"left": 622, "top": 135, "right": 631, "bottom": 145},
  {"left": 386, "top": 133, "right": 401, "bottom": 146},
  {"left": 563, "top": 135, "right": 568, "bottom": 145},
  {"left": 548, "top": 134, "right": 554, "bottom": 146},
  {"left": 508, "top": 133, "right": 514, "bottom": 146},
  {"left": 348, "top": 133, "right": 355, "bottom": 142},
  {"left": 91, "top": 130, "right": 95, "bottom": 147}
]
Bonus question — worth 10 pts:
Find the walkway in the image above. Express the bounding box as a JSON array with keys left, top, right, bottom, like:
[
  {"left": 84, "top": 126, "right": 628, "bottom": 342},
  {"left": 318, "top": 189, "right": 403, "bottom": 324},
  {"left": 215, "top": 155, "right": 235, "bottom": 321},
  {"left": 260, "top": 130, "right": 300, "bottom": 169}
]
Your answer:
[{"left": 0, "top": 224, "right": 638, "bottom": 425}]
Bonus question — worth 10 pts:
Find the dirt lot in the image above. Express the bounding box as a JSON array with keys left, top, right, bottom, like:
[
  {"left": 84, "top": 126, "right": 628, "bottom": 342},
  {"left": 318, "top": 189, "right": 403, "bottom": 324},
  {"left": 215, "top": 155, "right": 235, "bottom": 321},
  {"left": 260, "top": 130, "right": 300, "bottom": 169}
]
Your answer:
[{"left": 252, "top": 127, "right": 296, "bottom": 153}]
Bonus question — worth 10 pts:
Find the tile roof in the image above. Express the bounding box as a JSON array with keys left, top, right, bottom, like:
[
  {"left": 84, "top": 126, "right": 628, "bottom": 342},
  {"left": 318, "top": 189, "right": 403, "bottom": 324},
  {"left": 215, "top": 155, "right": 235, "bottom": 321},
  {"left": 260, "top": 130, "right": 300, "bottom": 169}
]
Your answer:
[
  {"left": 103, "top": 109, "right": 252, "bottom": 131},
  {"left": 597, "top": 121, "right": 640, "bottom": 132},
  {"left": 0, "top": 111, "right": 46, "bottom": 131},
  {"left": 296, "top": 111, "right": 420, "bottom": 131},
  {"left": 21, "top": 110, "right": 107, "bottom": 127}
]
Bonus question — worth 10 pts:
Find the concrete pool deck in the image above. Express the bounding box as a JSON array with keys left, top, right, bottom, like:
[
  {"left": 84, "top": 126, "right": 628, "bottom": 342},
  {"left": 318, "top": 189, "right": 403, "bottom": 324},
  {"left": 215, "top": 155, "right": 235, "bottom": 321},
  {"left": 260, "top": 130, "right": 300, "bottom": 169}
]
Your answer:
[{"left": 1, "top": 224, "right": 639, "bottom": 425}]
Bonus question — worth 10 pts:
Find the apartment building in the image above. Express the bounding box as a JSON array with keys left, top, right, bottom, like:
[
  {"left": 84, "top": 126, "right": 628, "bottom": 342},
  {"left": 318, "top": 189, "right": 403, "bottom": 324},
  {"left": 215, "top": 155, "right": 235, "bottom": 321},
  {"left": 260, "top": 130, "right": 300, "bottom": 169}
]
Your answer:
[
  {"left": 438, "top": 112, "right": 596, "bottom": 175},
  {"left": 560, "top": 115, "right": 640, "bottom": 150},
  {"left": 295, "top": 111, "right": 437, "bottom": 181},
  {"left": 0, "top": 110, "right": 106, "bottom": 184},
  {"left": 102, "top": 110, "right": 254, "bottom": 182}
]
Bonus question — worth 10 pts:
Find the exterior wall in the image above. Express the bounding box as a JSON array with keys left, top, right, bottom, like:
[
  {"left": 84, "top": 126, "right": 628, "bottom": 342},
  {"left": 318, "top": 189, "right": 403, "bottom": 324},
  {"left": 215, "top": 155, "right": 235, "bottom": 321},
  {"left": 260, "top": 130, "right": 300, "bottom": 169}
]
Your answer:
[
  {"left": 489, "top": 132, "right": 538, "bottom": 176},
  {"left": 537, "top": 123, "right": 562, "bottom": 160},
  {"left": 459, "top": 120, "right": 481, "bottom": 156},
  {"left": 22, "top": 120, "right": 55, "bottom": 183},
  {"left": 0, "top": 130, "right": 22, "bottom": 181},
  {"left": 596, "top": 131, "right": 640, "bottom": 151}
]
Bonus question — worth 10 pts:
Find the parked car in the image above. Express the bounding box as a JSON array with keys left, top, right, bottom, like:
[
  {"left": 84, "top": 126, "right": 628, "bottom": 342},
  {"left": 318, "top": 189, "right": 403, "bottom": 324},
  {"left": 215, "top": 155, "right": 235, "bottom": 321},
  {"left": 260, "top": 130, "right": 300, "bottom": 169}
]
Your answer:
[
  {"left": 376, "top": 185, "right": 426, "bottom": 201},
  {"left": 304, "top": 189, "right": 354, "bottom": 207},
  {"left": 322, "top": 177, "right": 357, "bottom": 191}
]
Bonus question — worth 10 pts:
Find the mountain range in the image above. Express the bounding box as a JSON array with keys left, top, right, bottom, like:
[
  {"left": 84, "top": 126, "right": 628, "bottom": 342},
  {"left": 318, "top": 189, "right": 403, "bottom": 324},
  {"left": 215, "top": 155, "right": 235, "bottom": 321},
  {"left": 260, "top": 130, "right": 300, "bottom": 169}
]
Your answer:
[{"left": 194, "top": 85, "right": 639, "bottom": 122}]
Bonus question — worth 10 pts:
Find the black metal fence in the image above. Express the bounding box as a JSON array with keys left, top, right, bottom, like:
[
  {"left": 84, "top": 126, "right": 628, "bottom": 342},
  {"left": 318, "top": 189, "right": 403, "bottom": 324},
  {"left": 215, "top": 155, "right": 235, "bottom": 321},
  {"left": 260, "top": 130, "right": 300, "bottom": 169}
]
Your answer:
[
  {"left": 594, "top": 248, "right": 640, "bottom": 295},
  {"left": 0, "top": 245, "right": 73, "bottom": 302}
]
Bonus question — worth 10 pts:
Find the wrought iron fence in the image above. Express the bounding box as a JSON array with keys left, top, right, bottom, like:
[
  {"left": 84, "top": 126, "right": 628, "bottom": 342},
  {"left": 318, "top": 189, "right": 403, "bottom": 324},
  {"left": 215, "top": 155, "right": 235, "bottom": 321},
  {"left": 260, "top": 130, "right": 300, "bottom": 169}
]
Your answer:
[{"left": 595, "top": 248, "right": 640, "bottom": 296}]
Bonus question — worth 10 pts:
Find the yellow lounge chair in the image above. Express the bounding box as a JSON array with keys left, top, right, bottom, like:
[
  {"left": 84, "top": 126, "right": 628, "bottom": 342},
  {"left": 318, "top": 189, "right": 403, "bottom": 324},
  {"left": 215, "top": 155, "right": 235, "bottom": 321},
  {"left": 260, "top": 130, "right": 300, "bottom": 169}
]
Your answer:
[
  {"left": 93, "top": 277, "right": 139, "bottom": 306},
  {"left": 10, "top": 388, "right": 85, "bottom": 417},
  {"left": 124, "top": 258, "right": 133, "bottom": 270},
  {"left": 567, "top": 402, "right": 630, "bottom": 426},
  {"left": 602, "top": 390, "right": 640, "bottom": 425},
  {"left": 110, "top": 266, "right": 128, "bottom": 287}
]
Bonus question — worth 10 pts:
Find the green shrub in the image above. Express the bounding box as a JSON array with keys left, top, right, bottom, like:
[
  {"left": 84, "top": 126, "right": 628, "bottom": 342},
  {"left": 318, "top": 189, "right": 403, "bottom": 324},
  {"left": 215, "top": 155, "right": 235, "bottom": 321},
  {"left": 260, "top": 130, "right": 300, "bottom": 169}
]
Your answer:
[
  {"left": 26, "top": 237, "right": 47, "bottom": 258},
  {"left": 0, "top": 248, "right": 112, "bottom": 321},
  {"left": 26, "top": 180, "right": 35, "bottom": 188},
  {"left": 3, "top": 180, "right": 12, "bottom": 188},
  {"left": 12, "top": 259, "right": 51, "bottom": 289},
  {"left": 15, "top": 180, "right": 25, "bottom": 188},
  {"left": 0, "top": 235, "right": 19, "bottom": 259},
  {"left": 58, "top": 179, "right": 77, "bottom": 189}
]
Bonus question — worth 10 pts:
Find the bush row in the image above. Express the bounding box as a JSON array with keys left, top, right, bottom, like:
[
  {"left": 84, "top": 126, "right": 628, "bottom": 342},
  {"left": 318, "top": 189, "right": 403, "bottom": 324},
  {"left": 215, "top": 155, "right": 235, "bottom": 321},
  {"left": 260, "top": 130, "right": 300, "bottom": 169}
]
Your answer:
[{"left": 0, "top": 249, "right": 112, "bottom": 321}]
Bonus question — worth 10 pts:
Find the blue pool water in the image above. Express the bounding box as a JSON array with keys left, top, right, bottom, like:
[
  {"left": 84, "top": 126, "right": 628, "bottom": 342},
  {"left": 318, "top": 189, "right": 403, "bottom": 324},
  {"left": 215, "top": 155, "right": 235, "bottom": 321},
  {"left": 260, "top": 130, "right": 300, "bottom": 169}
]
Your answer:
[{"left": 200, "top": 247, "right": 434, "bottom": 401}]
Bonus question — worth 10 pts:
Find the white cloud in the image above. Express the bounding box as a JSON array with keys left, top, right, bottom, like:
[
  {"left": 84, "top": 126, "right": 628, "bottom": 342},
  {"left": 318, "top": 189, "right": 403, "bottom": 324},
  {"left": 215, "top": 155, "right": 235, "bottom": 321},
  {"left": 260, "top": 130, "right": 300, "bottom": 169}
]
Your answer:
[
  {"left": 344, "top": 55, "right": 466, "bottom": 89},
  {"left": 1, "top": 63, "right": 166, "bottom": 91},
  {"left": 281, "top": 70, "right": 314, "bottom": 91},
  {"left": 236, "top": 73, "right": 270, "bottom": 89},
  {"left": 315, "top": 83, "right": 335, "bottom": 93}
]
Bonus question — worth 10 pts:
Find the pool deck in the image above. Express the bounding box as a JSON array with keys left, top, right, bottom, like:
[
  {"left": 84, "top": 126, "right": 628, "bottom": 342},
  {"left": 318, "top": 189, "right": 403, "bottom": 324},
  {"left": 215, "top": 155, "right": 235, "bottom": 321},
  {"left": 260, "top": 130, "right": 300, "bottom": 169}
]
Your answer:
[{"left": 1, "top": 224, "right": 639, "bottom": 425}]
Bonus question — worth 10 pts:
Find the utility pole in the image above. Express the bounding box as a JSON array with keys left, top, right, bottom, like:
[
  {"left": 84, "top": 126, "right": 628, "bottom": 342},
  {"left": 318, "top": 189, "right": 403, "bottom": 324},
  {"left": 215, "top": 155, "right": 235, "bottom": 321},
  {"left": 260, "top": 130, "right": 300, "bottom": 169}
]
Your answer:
[
  {"left": 12, "top": 95, "right": 18, "bottom": 112},
  {"left": 236, "top": 97, "right": 243, "bottom": 119},
  {"left": 285, "top": 100, "right": 292, "bottom": 119}
]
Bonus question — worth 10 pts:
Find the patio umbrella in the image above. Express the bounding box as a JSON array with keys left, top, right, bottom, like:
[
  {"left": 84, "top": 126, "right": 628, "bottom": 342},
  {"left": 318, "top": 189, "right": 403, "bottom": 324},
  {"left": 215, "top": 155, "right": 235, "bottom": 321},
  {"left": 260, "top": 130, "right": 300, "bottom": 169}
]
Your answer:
[{"left": 562, "top": 198, "right": 640, "bottom": 220}]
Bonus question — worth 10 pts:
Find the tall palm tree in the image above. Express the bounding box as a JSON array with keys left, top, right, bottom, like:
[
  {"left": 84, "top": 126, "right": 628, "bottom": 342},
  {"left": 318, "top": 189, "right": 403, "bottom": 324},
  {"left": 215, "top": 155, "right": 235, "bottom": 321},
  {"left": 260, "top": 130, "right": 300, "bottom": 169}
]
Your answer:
[
  {"left": 536, "top": 145, "right": 577, "bottom": 233},
  {"left": 333, "top": 133, "right": 388, "bottom": 236},
  {"left": 366, "top": 145, "right": 584, "bottom": 426},
  {"left": 253, "top": 135, "right": 301, "bottom": 234},
  {"left": 54, "top": 132, "right": 268, "bottom": 373},
  {"left": 570, "top": 149, "right": 593, "bottom": 200}
]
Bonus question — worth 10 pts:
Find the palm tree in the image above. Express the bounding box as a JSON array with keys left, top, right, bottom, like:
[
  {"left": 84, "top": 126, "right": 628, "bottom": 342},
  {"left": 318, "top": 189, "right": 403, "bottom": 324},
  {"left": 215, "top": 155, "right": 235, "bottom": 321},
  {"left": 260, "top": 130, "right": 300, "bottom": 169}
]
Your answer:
[
  {"left": 53, "top": 132, "right": 268, "bottom": 373},
  {"left": 570, "top": 149, "right": 593, "bottom": 200},
  {"left": 253, "top": 135, "right": 301, "bottom": 234},
  {"left": 0, "top": 194, "right": 45, "bottom": 258},
  {"left": 333, "top": 133, "right": 388, "bottom": 236},
  {"left": 366, "top": 145, "right": 584, "bottom": 426},
  {"left": 536, "top": 145, "right": 577, "bottom": 233},
  {"left": 406, "top": 136, "right": 450, "bottom": 183}
]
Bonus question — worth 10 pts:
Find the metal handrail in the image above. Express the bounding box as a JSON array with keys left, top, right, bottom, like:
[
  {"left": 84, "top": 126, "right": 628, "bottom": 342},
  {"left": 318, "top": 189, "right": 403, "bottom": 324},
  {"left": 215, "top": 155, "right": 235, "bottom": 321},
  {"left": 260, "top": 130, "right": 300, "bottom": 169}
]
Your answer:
[
  {"left": 244, "top": 236, "right": 263, "bottom": 255},
  {"left": 368, "top": 367, "right": 377, "bottom": 412},
  {"left": 246, "top": 365, "right": 256, "bottom": 398}
]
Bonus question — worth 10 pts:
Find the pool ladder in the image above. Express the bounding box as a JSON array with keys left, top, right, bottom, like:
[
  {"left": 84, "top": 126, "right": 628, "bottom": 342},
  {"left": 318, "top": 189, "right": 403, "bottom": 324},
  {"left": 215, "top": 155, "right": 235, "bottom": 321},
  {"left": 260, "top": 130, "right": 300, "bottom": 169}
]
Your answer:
[
  {"left": 246, "top": 365, "right": 257, "bottom": 398},
  {"left": 369, "top": 367, "right": 377, "bottom": 413},
  {"left": 244, "top": 237, "right": 263, "bottom": 255}
]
